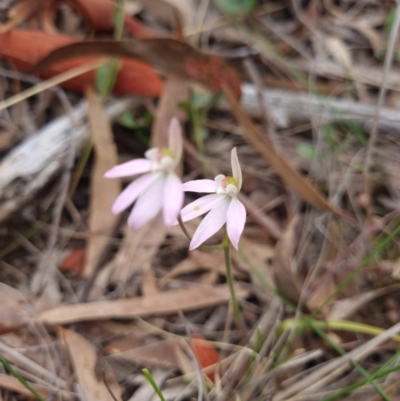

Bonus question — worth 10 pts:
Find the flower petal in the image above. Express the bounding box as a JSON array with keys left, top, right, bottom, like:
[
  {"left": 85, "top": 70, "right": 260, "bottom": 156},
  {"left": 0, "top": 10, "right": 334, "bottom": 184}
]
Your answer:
[
  {"left": 104, "top": 159, "right": 151, "bottom": 178},
  {"left": 180, "top": 194, "right": 225, "bottom": 223},
  {"left": 226, "top": 197, "right": 246, "bottom": 250},
  {"left": 111, "top": 172, "right": 161, "bottom": 215},
  {"left": 128, "top": 175, "right": 165, "bottom": 230},
  {"left": 182, "top": 180, "right": 218, "bottom": 193},
  {"left": 231, "top": 148, "right": 242, "bottom": 190},
  {"left": 168, "top": 117, "right": 183, "bottom": 163},
  {"left": 163, "top": 173, "right": 184, "bottom": 226},
  {"left": 189, "top": 197, "right": 230, "bottom": 250}
]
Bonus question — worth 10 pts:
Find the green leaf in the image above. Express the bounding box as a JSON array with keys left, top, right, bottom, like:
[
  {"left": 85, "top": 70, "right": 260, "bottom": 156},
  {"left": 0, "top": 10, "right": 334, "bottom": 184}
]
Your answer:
[
  {"left": 142, "top": 369, "right": 167, "bottom": 401},
  {"left": 322, "top": 124, "right": 337, "bottom": 149},
  {"left": 199, "top": 127, "right": 209, "bottom": 140},
  {"left": 95, "top": 60, "right": 121, "bottom": 101},
  {"left": 119, "top": 111, "right": 139, "bottom": 129},
  {"left": 213, "top": 0, "right": 257, "bottom": 15},
  {"left": 297, "top": 143, "right": 317, "bottom": 160},
  {"left": 386, "top": 9, "right": 396, "bottom": 34}
]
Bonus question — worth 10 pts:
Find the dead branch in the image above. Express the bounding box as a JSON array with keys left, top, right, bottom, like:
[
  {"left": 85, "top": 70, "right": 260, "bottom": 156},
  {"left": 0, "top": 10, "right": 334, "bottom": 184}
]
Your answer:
[{"left": 0, "top": 97, "right": 139, "bottom": 223}]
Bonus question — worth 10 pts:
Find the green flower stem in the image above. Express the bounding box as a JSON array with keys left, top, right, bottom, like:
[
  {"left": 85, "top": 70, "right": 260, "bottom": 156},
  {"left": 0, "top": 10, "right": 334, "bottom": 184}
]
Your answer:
[
  {"left": 178, "top": 218, "right": 242, "bottom": 326},
  {"left": 223, "top": 230, "right": 241, "bottom": 327}
]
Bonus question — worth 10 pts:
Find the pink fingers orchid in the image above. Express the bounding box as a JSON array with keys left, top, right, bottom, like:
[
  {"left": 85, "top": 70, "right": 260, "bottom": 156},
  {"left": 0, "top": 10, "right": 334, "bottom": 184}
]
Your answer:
[
  {"left": 104, "top": 118, "right": 184, "bottom": 230},
  {"left": 180, "top": 148, "right": 246, "bottom": 250}
]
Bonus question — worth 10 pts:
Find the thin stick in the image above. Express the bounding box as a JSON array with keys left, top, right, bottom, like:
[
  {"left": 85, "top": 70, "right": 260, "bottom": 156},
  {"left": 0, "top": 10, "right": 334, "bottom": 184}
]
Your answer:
[
  {"left": 30, "top": 86, "right": 78, "bottom": 296},
  {"left": 0, "top": 59, "right": 105, "bottom": 111},
  {"left": 102, "top": 369, "right": 120, "bottom": 401},
  {"left": 178, "top": 215, "right": 192, "bottom": 241},
  {"left": 243, "top": 57, "right": 279, "bottom": 147},
  {"left": 363, "top": 2, "right": 400, "bottom": 222}
]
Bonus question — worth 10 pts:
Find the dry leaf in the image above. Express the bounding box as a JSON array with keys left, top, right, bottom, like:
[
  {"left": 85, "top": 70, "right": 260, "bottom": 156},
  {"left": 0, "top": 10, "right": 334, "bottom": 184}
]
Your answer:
[
  {"left": 106, "top": 339, "right": 180, "bottom": 369},
  {"left": 61, "top": 328, "right": 121, "bottom": 401},
  {"left": 324, "top": 35, "right": 368, "bottom": 100},
  {"left": 306, "top": 275, "right": 337, "bottom": 313},
  {"left": 0, "top": 374, "right": 49, "bottom": 399},
  {"left": 191, "top": 332, "right": 220, "bottom": 382},
  {"left": 328, "top": 284, "right": 400, "bottom": 320},
  {"left": 66, "top": 0, "right": 152, "bottom": 37},
  {"left": 236, "top": 237, "right": 275, "bottom": 297},
  {"left": 223, "top": 85, "right": 343, "bottom": 214},
  {"left": 0, "top": 131, "right": 17, "bottom": 151},
  {"left": 59, "top": 247, "right": 86, "bottom": 274},
  {"left": 83, "top": 87, "right": 121, "bottom": 278},
  {"left": 37, "top": 284, "right": 249, "bottom": 325},
  {"left": 271, "top": 216, "right": 302, "bottom": 304},
  {"left": 110, "top": 215, "right": 167, "bottom": 284},
  {"left": 160, "top": 251, "right": 243, "bottom": 287},
  {"left": 0, "top": 0, "right": 48, "bottom": 33},
  {"left": 325, "top": 36, "right": 352, "bottom": 69},
  {"left": 152, "top": 73, "right": 188, "bottom": 148},
  {"left": 0, "top": 284, "right": 32, "bottom": 332},
  {"left": 34, "top": 38, "right": 242, "bottom": 99},
  {"left": 1, "top": 30, "right": 163, "bottom": 96},
  {"left": 306, "top": 219, "right": 342, "bottom": 312},
  {"left": 133, "top": 0, "right": 193, "bottom": 29},
  {"left": 159, "top": 257, "right": 197, "bottom": 287},
  {"left": 141, "top": 261, "right": 160, "bottom": 296}
]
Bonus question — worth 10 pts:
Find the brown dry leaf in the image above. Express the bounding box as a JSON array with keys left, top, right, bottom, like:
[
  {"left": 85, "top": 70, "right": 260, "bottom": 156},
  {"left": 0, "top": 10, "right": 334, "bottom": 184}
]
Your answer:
[
  {"left": 134, "top": 0, "right": 193, "bottom": 30},
  {"left": 235, "top": 237, "right": 275, "bottom": 295},
  {"left": 0, "top": 130, "right": 17, "bottom": 151},
  {"left": 306, "top": 275, "right": 337, "bottom": 313},
  {"left": 103, "top": 334, "right": 143, "bottom": 354},
  {"left": 34, "top": 38, "right": 242, "bottom": 99},
  {"left": 0, "top": 374, "right": 49, "bottom": 399},
  {"left": 0, "top": 284, "right": 32, "bottom": 332},
  {"left": 37, "top": 284, "right": 249, "bottom": 325},
  {"left": 59, "top": 247, "right": 86, "bottom": 274},
  {"left": 324, "top": 35, "right": 368, "bottom": 101},
  {"left": 110, "top": 213, "right": 166, "bottom": 285},
  {"left": 142, "top": 261, "right": 160, "bottom": 296},
  {"left": 159, "top": 257, "right": 197, "bottom": 287},
  {"left": 223, "top": 86, "right": 344, "bottom": 215},
  {"left": 346, "top": 20, "right": 381, "bottom": 53},
  {"left": 305, "top": 219, "right": 342, "bottom": 312},
  {"left": 328, "top": 284, "right": 400, "bottom": 320},
  {"left": 324, "top": 36, "right": 352, "bottom": 69},
  {"left": 106, "top": 339, "right": 180, "bottom": 369},
  {"left": 191, "top": 250, "right": 247, "bottom": 279},
  {"left": 271, "top": 216, "right": 302, "bottom": 304},
  {"left": 83, "top": 87, "right": 120, "bottom": 278},
  {"left": 152, "top": 73, "right": 188, "bottom": 148},
  {"left": 160, "top": 251, "right": 244, "bottom": 287},
  {"left": 61, "top": 328, "right": 121, "bottom": 401},
  {"left": 0, "top": 0, "right": 48, "bottom": 33}
]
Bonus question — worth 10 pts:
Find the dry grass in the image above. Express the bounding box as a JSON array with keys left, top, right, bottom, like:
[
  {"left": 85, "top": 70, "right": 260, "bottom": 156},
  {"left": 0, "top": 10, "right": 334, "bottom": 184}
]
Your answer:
[{"left": 1, "top": 1, "right": 400, "bottom": 401}]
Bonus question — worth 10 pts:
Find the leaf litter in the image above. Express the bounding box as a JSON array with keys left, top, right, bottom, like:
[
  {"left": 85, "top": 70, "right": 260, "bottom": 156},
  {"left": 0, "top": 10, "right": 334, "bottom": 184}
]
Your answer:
[{"left": 2, "top": 1, "right": 400, "bottom": 400}]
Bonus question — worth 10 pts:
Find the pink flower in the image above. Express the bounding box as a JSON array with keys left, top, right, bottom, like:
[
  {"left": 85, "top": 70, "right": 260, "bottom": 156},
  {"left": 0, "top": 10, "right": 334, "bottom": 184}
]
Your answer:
[
  {"left": 104, "top": 118, "right": 184, "bottom": 230},
  {"left": 180, "top": 148, "right": 246, "bottom": 250}
]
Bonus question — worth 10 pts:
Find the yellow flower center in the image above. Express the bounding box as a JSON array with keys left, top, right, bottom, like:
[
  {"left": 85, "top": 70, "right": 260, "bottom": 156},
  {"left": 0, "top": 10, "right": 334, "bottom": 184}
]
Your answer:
[
  {"left": 225, "top": 176, "right": 237, "bottom": 187},
  {"left": 161, "top": 148, "right": 173, "bottom": 158}
]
